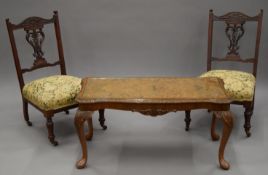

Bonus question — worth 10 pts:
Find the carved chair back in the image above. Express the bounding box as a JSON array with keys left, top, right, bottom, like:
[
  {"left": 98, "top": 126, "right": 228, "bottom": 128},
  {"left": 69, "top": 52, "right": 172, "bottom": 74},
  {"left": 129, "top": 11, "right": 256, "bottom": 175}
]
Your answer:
[
  {"left": 207, "top": 9, "right": 263, "bottom": 77},
  {"left": 6, "top": 11, "right": 66, "bottom": 91}
]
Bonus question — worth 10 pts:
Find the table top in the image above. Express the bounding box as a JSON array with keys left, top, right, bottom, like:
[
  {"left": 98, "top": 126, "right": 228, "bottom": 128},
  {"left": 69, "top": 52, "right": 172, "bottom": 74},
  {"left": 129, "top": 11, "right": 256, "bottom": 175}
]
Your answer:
[{"left": 76, "top": 77, "right": 230, "bottom": 104}]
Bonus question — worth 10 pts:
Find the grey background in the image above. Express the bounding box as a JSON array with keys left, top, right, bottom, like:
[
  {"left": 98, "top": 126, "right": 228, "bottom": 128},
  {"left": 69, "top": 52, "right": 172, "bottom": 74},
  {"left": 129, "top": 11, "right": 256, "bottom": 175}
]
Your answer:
[{"left": 0, "top": 0, "right": 267, "bottom": 175}]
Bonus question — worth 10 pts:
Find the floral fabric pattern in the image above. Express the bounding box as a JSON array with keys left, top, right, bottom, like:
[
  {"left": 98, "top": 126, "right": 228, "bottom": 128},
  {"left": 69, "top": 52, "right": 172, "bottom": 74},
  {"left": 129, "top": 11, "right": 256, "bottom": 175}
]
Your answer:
[
  {"left": 200, "top": 70, "right": 255, "bottom": 102},
  {"left": 23, "top": 75, "right": 81, "bottom": 111}
]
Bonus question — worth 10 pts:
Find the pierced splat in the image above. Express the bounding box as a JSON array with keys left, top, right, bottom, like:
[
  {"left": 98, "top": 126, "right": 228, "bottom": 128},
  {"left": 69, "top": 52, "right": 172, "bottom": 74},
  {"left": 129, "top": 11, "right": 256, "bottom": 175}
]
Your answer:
[
  {"left": 6, "top": 15, "right": 61, "bottom": 74},
  {"left": 225, "top": 22, "right": 245, "bottom": 56},
  {"left": 25, "top": 28, "right": 48, "bottom": 67},
  {"left": 216, "top": 12, "right": 249, "bottom": 59}
]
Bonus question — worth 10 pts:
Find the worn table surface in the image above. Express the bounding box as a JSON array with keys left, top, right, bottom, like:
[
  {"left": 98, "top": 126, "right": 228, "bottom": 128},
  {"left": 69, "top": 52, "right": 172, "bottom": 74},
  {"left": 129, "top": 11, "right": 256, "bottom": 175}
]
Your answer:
[
  {"left": 76, "top": 77, "right": 230, "bottom": 104},
  {"left": 74, "top": 77, "right": 233, "bottom": 170}
]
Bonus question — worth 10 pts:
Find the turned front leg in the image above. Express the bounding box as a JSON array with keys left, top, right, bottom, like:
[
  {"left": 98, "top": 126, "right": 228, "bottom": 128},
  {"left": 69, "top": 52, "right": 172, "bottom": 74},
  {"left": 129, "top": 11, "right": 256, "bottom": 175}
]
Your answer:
[
  {"left": 184, "top": 110, "right": 191, "bottom": 131},
  {"left": 211, "top": 111, "right": 233, "bottom": 170},
  {"left": 98, "top": 109, "right": 107, "bottom": 130},
  {"left": 74, "top": 110, "right": 93, "bottom": 169}
]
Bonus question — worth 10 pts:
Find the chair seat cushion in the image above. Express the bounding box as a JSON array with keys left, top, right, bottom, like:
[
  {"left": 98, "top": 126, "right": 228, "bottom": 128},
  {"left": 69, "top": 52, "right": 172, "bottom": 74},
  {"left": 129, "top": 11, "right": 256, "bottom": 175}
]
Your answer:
[
  {"left": 200, "top": 70, "right": 255, "bottom": 102},
  {"left": 23, "top": 75, "right": 81, "bottom": 111}
]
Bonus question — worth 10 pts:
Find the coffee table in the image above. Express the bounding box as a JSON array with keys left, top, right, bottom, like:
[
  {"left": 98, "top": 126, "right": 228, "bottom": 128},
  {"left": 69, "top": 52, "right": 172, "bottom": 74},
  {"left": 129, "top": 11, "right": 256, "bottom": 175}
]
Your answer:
[{"left": 74, "top": 77, "right": 233, "bottom": 170}]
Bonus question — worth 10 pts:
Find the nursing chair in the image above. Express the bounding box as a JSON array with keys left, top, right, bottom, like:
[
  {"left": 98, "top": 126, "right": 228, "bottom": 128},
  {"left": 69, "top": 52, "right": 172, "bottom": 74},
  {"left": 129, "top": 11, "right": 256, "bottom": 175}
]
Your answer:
[
  {"left": 6, "top": 11, "right": 106, "bottom": 145},
  {"left": 185, "top": 10, "right": 263, "bottom": 137}
]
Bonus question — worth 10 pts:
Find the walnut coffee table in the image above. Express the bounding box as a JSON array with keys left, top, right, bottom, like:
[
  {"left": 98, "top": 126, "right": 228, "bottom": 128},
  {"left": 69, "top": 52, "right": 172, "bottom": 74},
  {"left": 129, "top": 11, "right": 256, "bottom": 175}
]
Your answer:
[{"left": 74, "top": 77, "right": 233, "bottom": 170}]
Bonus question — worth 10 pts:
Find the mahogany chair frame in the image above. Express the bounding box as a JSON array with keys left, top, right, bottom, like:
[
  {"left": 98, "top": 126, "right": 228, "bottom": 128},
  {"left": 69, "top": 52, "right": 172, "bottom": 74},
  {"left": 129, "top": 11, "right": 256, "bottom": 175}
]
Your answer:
[
  {"left": 6, "top": 11, "right": 106, "bottom": 146},
  {"left": 185, "top": 9, "right": 263, "bottom": 137}
]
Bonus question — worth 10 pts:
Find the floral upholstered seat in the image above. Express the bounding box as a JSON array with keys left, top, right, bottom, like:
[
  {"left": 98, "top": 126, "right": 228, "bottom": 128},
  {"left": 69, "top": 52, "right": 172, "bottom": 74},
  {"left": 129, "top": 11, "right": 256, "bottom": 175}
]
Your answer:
[
  {"left": 23, "top": 75, "right": 81, "bottom": 111},
  {"left": 200, "top": 70, "right": 255, "bottom": 102}
]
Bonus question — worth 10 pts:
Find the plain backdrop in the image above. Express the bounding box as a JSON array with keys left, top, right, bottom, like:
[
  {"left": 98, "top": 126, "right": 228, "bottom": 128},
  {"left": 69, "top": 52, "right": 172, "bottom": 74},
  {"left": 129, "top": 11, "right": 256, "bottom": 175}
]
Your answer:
[{"left": 0, "top": 1, "right": 267, "bottom": 175}]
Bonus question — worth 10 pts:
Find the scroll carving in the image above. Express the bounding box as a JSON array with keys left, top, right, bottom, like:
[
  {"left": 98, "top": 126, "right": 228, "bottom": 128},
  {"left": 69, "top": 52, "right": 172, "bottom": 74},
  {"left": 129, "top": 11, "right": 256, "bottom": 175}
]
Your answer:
[
  {"left": 221, "top": 13, "right": 248, "bottom": 58},
  {"left": 210, "top": 11, "right": 262, "bottom": 63},
  {"left": 18, "top": 17, "right": 59, "bottom": 73},
  {"left": 225, "top": 22, "right": 244, "bottom": 56},
  {"left": 16, "top": 17, "right": 53, "bottom": 30},
  {"left": 132, "top": 109, "right": 177, "bottom": 117},
  {"left": 26, "top": 28, "right": 47, "bottom": 67},
  {"left": 220, "top": 12, "right": 249, "bottom": 25}
]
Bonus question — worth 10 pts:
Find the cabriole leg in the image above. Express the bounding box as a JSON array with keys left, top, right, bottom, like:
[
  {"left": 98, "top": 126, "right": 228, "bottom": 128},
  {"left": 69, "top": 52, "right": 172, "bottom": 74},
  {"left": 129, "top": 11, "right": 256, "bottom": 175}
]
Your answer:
[
  {"left": 85, "top": 117, "right": 93, "bottom": 141},
  {"left": 75, "top": 110, "right": 93, "bottom": 169},
  {"left": 212, "top": 111, "right": 233, "bottom": 170},
  {"left": 211, "top": 112, "right": 220, "bottom": 141}
]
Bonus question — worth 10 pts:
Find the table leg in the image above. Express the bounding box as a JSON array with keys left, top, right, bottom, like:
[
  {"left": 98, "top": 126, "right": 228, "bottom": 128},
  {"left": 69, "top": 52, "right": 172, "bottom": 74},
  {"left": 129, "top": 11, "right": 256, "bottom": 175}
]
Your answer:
[
  {"left": 211, "top": 111, "right": 233, "bottom": 170},
  {"left": 85, "top": 118, "right": 93, "bottom": 141},
  {"left": 74, "top": 110, "right": 93, "bottom": 169},
  {"left": 211, "top": 113, "right": 220, "bottom": 141}
]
